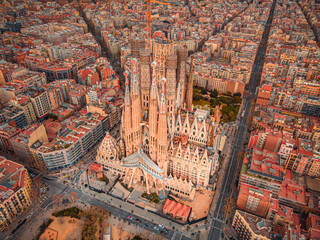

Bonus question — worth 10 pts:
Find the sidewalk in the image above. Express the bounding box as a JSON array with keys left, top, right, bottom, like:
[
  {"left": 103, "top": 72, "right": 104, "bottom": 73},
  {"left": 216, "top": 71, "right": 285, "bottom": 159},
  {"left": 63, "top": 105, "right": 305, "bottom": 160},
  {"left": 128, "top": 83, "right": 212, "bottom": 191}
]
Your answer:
[
  {"left": 83, "top": 183, "right": 207, "bottom": 239},
  {"left": 106, "top": 213, "right": 164, "bottom": 239},
  {"left": 209, "top": 134, "right": 235, "bottom": 215}
]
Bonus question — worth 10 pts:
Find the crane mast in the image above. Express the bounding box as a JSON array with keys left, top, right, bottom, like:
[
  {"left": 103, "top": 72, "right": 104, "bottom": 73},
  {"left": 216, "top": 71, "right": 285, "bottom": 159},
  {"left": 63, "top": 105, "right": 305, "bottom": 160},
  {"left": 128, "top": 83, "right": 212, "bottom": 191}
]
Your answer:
[{"left": 145, "top": 0, "right": 170, "bottom": 50}]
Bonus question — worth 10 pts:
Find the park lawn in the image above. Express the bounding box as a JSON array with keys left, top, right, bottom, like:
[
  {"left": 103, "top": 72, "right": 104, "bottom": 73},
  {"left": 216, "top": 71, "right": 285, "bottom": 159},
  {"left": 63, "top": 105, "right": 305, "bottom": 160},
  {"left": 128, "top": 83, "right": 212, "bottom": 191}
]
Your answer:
[
  {"left": 98, "top": 175, "right": 109, "bottom": 184},
  {"left": 193, "top": 99, "right": 211, "bottom": 107}
]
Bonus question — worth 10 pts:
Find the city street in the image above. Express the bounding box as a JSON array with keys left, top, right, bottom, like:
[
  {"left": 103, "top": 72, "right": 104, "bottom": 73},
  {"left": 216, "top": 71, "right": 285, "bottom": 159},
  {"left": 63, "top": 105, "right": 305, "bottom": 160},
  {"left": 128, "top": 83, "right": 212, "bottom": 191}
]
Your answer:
[
  {"left": 208, "top": 0, "right": 277, "bottom": 238},
  {"left": 209, "top": 127, "right": 236, "bottom": 217}
]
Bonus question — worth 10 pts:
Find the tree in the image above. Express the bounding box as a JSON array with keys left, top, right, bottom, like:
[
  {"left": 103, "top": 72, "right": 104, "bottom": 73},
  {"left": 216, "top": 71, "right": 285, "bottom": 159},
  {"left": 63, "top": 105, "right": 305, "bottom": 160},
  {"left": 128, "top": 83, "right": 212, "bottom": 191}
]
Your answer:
[
  {"left": 233, "top": 92, "right": 242, "bottom": 97},
  {"left": 98, "top": 175, "right": 109, "bottom": 184},
  {"left": 210, "top": 97, "right": 220, "bottom": 107},
  {"left": 223, "top": 195, "right": 235, "bottom": 222},
  {"left": 133, "top": 235, "right": 142, "bottom": 240},
  {"left": 219, "top": 96, "right": 231, "bottom": 104},
  {"left": 210, "top": 89, "right": 219, "bottom": 98},
  {"left": 232, "top": 96, "right": 242, "bottom": 104},
  {"left": 193, "top": 92, "right": 201, "bottom": 101}
]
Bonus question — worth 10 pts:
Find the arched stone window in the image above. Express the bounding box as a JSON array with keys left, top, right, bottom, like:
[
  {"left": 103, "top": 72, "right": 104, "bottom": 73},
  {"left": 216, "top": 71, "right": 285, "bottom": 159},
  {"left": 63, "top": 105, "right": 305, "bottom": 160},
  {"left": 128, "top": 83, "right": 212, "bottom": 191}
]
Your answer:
[
  {"left": 200, "top": 169, "right": 206, "bottom": 178},
  {"left": 176, "top": 162, "right": 182, "bottom": 177},
  {"left": 168, "top": 160, "right": 173, "bottom": 175},
  {"left": 192, "top": 167, "right": 197, "bottom": 180},
  {"left": 183, "top": 164, "right": 189, "bottom": 180}
]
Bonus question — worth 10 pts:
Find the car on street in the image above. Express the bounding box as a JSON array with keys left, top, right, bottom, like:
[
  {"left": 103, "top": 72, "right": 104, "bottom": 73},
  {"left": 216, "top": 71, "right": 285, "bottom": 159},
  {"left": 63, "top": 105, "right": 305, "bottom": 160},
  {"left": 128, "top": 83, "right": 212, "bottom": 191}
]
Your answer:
[
  {"left": 127, "top": 216, "right": 132, "bottom": 220},
  {"left": 145, "top": 223, "right": 151, "bottom": 227},
  {"left": 136, "top": 219, "right": 141, "bottom": 223}
]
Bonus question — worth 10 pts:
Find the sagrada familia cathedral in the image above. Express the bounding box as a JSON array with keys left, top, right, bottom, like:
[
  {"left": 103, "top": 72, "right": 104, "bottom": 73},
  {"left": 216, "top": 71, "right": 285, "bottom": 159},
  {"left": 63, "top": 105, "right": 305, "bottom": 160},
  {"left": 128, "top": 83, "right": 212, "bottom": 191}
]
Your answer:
[{"left": 96, "top": 41, "right": 223, "bottom": 201}]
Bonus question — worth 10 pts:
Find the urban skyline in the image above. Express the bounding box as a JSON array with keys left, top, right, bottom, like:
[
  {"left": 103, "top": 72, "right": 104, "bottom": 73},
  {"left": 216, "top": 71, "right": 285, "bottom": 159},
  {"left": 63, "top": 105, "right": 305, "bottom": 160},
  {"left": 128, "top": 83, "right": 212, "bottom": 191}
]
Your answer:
[{"left": 0, "top": 0, "right": 319, "bottom": 239}]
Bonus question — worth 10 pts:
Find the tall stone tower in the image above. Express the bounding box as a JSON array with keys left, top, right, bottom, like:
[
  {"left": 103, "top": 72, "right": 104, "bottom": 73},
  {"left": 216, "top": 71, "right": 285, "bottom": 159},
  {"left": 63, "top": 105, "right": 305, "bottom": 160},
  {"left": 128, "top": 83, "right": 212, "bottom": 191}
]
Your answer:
[
  {"left": 157, "top": 77, "right": 168, "bottom": 173},
  {"left": 186, "top": 56, "right": 194, "bottom": 111},
  {"left": 165, "top": 55, "right": 177, "bottom": 117},
  {"left": 148, "top": 61, "right": 158, "bottom": 162},
  {"left": 130, "top": 37, "right": 145, "bottom": 93},
  {"left": 131, "top": 58, "right": 142, "bottom": 152},
  {"left": 139, "top": 49, "right": 151, "bottom": 112},
  {"left": 176, "top": 46, "right": 188, "bottom": 106},
  {"left": 123, "top": 71, "right": 133, "bottom": 156},
  {"left": 130, "top": 37, "right": 145, "bottom": 59},
  {"left": 153, "top": 41, "right": 174, "bottom": 84}
]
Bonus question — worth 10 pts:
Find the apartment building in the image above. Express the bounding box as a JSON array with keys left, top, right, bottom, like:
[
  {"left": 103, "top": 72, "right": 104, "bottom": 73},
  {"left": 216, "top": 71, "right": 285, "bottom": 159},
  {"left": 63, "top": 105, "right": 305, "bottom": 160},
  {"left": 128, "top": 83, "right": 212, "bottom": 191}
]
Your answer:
[
  {"left": 237, "top": 182, "right": 272, "bottom": 218},
  {"left": 0, "top": 157, "right": 32, "bottom": 231},
  {"left": 232, "top": 210, "right": 272, "bottom": 240},
  {"left": 28, "top": 89, "right": 50, "bottom": 119},
  {"left": 31, "top": 110, "right": 105, "bottom": 170},
  {"left": 69, "top": 84, "right": 89, "bottom": 108},
  {"left": 0, "top": 124, "right": 20, "bottom": 151},
  {"left": 42, "top": 83, "right": 65, "bottom": 110},
  {"left": 10, "top": 96, "right": 37, "bottom": 125},
  {"left": 10, "top": 124, "right": 48, "bottom": 162},
  {"left": 0, "top": 105, "right": 29, "bottom": 129}
]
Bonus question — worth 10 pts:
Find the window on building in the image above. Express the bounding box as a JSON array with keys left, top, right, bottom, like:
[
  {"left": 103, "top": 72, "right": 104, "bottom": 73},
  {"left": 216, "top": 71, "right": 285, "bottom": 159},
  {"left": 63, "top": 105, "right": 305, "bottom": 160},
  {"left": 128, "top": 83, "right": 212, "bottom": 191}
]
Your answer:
[{"left": 246, "top": 195, "right": 260, "bottom": 212}]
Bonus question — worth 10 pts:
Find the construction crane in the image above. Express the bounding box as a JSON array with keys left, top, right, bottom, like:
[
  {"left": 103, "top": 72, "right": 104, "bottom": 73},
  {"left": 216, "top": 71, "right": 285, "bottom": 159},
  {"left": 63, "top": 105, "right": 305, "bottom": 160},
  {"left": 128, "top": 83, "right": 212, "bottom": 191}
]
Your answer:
[{"left": 145, "top": 0, "right": 170, "bottom": 49}]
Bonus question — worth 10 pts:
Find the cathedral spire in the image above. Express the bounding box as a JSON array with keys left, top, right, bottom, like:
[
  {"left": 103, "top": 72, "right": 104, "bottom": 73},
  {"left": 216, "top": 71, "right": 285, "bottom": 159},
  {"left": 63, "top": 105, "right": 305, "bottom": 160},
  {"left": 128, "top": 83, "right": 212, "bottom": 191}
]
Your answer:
[
  {"left": 132, "top": 58, "right": 139, "bottom": 96},
  {"left": 157, "top": 77, "right": 168, "bottom": 172},
  {"left": 149, "top": 61, "right": 159, "bottom": 162},
  {"left": 175, "top": 81, "right": 181, "bottom": 110},
  {"left": 150, "top": 61, "right": 158, "bottom": 99},
  {"left": 124, "top": 71, "right": 130, "bottom": 105},
  {"left": 186, "top": 56, "right": 194, "bottom": 111},
  {"left": 152, "top": 61, "right": 157, "bottom": 86},
  {"left": 160, "top": 77, "right": 166, "bottom": 114},
  {"left": 130, "top": 58, "right": 142, "bottom": 152},
  {"left": 123, "top": 70, "right": 133, "bottom": 155}
]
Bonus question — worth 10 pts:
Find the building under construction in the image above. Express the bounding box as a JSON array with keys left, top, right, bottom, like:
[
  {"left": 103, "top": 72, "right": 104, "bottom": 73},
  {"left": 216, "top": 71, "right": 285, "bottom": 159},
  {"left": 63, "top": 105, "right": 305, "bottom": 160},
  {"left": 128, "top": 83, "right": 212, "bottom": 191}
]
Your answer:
[
  {"left": 95, "top": 33, "right": 225, "bottom": 202},
  {"left": 129, "top": 37, "right": 192, "bottom": 116}
]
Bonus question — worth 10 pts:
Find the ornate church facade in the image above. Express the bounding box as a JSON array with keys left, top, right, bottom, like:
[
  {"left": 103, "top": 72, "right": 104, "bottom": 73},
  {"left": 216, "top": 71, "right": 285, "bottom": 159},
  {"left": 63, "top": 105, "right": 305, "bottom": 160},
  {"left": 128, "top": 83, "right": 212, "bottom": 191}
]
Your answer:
[{"left": 96, "top": 44, "right": 222, "bottom": 201}]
